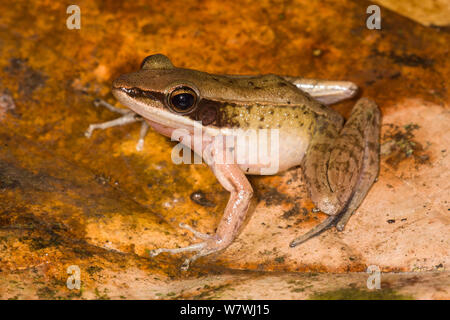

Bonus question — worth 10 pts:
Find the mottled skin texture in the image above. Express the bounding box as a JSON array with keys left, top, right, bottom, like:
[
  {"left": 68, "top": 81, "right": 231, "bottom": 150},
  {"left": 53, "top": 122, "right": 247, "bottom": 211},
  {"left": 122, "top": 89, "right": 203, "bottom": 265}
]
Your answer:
[{"left": 88, "top": 54, "right": 380, "bottom": 269}]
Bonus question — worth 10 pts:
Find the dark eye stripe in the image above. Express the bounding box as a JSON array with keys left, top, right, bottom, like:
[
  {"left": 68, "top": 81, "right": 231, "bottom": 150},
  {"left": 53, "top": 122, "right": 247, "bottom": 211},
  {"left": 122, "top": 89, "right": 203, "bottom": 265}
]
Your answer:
[{"left": 121, "top": 87, "right": 164, "bottom": 101}]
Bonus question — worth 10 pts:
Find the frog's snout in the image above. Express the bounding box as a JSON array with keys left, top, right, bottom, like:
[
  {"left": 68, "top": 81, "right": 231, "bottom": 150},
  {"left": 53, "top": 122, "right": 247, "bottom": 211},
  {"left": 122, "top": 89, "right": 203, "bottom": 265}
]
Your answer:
[{"left": 112, "top": 74, "right": 132, "bottom": 89}]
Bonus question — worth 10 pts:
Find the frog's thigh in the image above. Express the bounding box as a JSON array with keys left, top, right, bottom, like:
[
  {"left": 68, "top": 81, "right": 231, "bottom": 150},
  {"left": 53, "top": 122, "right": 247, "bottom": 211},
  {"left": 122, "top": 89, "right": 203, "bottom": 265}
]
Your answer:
[
  {"left": 281, "top": 76, "right": 358, "bottom": 105},
  {"left": 304, "top": 98, "right": 380, "bottom": 218}
]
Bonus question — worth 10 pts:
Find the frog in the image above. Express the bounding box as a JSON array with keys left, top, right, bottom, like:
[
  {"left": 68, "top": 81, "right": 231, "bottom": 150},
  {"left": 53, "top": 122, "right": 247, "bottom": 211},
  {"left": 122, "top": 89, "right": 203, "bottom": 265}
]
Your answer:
[{"left": 86, "top": 54, "right": 380, "bottom": 270}]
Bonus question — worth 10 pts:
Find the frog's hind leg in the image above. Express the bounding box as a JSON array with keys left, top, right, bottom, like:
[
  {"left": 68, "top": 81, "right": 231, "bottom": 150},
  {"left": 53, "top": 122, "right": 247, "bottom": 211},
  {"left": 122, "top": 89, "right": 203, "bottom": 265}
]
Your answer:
[
  {"left": 289, "top": 216, "right": 339, "bottom": 247},
  {"left": 85, "top": 99, "right": 149, "bottom": 151},
  {"left": 291, "top": 98, "right": 380, "bottom": 247},
  {"left": 335, "top": 100, "right": 380, "bottom": 231},
  {"left": 281, "top": 76, "right": 358, "bottom": 105}
]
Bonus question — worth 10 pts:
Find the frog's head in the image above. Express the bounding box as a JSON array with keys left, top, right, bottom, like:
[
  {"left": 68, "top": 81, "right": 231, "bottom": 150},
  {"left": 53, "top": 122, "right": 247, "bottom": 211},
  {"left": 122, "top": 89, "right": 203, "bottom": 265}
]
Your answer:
[{"left": 113, "top": 54, "right": 220, "bottom": 130}]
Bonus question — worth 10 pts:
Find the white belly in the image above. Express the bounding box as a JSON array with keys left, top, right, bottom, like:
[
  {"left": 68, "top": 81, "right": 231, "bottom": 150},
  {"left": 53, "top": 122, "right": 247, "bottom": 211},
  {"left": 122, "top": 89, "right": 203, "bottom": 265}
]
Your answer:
[{"left": 212, "top": 127, "right": 309, "bottom": 175}]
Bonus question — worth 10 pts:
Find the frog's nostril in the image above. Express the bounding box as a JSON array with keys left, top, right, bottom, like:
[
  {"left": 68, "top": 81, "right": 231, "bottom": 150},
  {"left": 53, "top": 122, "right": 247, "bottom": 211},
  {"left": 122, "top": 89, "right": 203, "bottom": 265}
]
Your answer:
[{"left": 112, "top": 75, "right": 128, "bottom": 89}]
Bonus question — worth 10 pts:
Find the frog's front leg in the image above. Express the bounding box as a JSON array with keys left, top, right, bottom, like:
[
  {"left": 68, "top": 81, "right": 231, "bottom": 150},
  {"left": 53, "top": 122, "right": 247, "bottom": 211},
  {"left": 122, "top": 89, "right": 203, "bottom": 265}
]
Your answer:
[
  {"left": 291, "top": 98, "right": 380, "bottom": 247},
  {"left": 85, "top": 99, "right": 150, "bottom": 151},
  {"left": 150, "top": 141, "right": 253, "bottom": 270}
]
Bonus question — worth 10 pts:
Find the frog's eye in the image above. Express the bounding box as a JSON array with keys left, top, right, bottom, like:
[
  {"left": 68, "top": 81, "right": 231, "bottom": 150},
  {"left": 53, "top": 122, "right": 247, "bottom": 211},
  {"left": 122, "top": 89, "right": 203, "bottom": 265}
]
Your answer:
[
  {"left": 141, "top": 54, "right": 174, "bottom": 70},
  {"left": 168, "top": 87, "right": 197, "bottom": 113}
]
